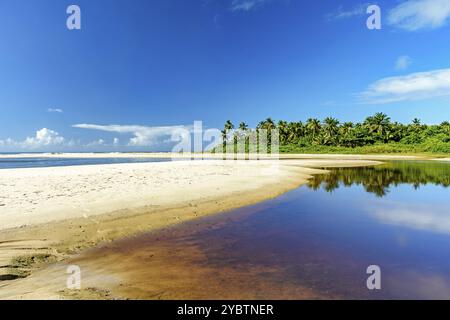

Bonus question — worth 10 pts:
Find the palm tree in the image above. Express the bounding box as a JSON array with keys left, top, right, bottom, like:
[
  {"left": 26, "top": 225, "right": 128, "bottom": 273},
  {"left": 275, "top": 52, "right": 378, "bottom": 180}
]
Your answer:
[
  {"left": 238, "top": 122, "right": 248, "bottom": 131},
  {"left": 221, "top": 120, "right": 234, "bottom": 151},
  {"left": 287, "top": 121, "right": 305, "bottom": 144},
  {"left": 277, "top": 120, "right": 289, "bottom": 144},
  {"left": 257, "top": 118, "right": 276, "bottom": 131},
  {"left": 306, "top": 118, "right": 321, "bottom": 141},
  {"left": 322, "top": 117, "right": 340, "bottom": 145},
  {"left": 339, "top": 122, "right": 355, "bottom": 147},
  {"left": 224, "top": 120, "right": 234, "bottom": 132},
  {"left": 405, "top": 118, "right": 424, "bottom": 144},
  {"left": 215, "top": 113, "right": 448, "bottom": 153},
  {"left": 340, "top": 122, "right": 354, "bottom": 133},
  {"left": 440, "top": 121, "right": 450, "bottom": 135},
  {"left": 233, "top": 122, "right": 249, "bottom": 152},
  {"left": 256, "top": 118, "right": 277, "bottom": 151},
  {"left": 364, "top": 113, "right": 391, "bottom": 142}
]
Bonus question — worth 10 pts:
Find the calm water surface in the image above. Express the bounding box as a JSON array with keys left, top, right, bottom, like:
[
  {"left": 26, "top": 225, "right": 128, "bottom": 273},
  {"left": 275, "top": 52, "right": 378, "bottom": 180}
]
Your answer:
[
  {"left": 0, "top": 157, "right": 173, "bottom": 169},
  {"left": 80, "top": 160, "right": 450, "bottom": 299}
]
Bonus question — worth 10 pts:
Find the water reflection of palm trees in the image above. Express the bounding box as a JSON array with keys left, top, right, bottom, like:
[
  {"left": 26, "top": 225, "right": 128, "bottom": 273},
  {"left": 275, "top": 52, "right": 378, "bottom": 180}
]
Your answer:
[{"left": 307, "top": 161, "right": 450, "bottom": 197}]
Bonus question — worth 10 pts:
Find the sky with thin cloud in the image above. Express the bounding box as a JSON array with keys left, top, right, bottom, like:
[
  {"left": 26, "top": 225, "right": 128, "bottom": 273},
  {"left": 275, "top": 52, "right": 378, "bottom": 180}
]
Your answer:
[{"left": 0, "top": 0, "right": 449, "bottom": 151}]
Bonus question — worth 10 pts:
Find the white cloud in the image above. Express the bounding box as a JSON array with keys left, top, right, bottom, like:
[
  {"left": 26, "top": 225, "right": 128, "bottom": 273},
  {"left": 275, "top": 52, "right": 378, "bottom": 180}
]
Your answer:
[
  {"left": 23, "top": 128, "right": 65, "bottom": 148},
  {"left": 87, "top": 139, "right": 105, "bottom": 147},
  {"left": 395, "top": 55, "right": 413, "bottom": 70},
  {"left": 0, "top": 138, "right": 14, "bottom": 147},
  {"left": 325, "top": 3, "right": 371, "bottom": 21},
  {"left": 387, "top": 0, "right": 450, "bottom": 31},
  {"left": 359, "top": 68, "right": 450, "bottom": 104},
  {"left": 230, "top": 0, "right": 270, "bottom": 12},
  {"left": 47, "top": 108, "right": 63, "bottom": 113},
  {"left": 0, "top": 128, "right": 66, "bottom": 150},
  {"left": 72, "top": 124, "right": 192, "bottom": 147},
  {"left": 0, "top": 125, "right": 193, "bottom": 151}
]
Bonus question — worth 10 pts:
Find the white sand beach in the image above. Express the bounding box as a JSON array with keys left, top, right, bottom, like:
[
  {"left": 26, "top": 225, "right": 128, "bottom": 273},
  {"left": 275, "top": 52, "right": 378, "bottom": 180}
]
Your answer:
[
  {"left": 0, "top": 157, "right": 384, "bottom": 299},
  {"left": 0, "top": 158, "right": 382, "bottom": 230}
]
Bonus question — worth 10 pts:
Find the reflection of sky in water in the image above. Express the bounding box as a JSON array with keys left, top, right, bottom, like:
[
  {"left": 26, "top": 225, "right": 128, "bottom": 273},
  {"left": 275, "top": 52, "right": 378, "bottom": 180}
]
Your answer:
[
  {"left": 98, "top": 161, "right": 450, "bottom": 299},
  {"left": 378, "top": 183, "right": 450, "bottom": 205},
  {"left": 325, "top": 184, "right": 450, "bottom": 234},
  {"left": 189, "top": 161, "right": 450, "bottom": 299}
]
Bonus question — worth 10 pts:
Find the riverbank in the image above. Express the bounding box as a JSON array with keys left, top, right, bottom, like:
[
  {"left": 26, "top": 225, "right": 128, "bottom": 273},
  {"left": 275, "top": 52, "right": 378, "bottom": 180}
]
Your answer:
[
  {"left": 1, "top": 158, "right": 381, "bottom": 299},
  {"left": 0, "top": 152, "right": 427, "bottom": 160}
]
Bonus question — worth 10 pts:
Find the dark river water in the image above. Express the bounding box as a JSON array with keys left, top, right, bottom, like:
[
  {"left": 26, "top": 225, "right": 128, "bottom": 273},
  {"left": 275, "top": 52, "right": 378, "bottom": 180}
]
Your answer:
[{"left": 78, "top": 160, "right": 450, "bottom": 299}]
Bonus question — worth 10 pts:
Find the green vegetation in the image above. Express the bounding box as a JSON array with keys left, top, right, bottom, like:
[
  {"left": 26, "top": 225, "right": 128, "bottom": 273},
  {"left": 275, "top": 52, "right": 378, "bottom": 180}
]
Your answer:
[
  {"left": 3, "top": 253, "right": 57, "bottom": 280},
  {"left": 217, "top": 113, "right": 450, "bottom": 154},
  {"left": 59, "top": 287, "right": 112, "bottom": 300},
  {"left": 308, "top": 161, "right": 450, "bottom": 197}
]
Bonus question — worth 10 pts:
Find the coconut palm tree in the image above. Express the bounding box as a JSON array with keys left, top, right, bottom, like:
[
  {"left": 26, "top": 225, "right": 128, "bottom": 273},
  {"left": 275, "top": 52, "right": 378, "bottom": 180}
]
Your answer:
[
  {"left": 257, "top": 118, "right": 276, "bottom": 131},
  {"left": 364, "top": 113, "right": 391, "bottom": 142},
  {"left": 215, "top": 113, "right": 449, "bottom": 153},
  {"left": 306, "top": 118, "right": 321, "bottom": 142},
  {"left": 339, "top": 122, "right": 355, "bottom": 147},
  {"left": 277, "top": 120, "right": 289, "bottom": 144},
  {"left": 221, "top": 120, "right": 234, "bottom": 151},
  {"left": 287, "top": 121, "right": 305, "bottom": 144},
  {"left": 238, "top": 122, "right": 248, "bottom": 132},
  {"left": 440, "top": 121, "right": 450, "bottom": 135},
  {"left": 224, "top": 120, "right": 234, "bottom": 132},
  {"left": 322, "top": 117, "right": 340, "bottom": 145}
]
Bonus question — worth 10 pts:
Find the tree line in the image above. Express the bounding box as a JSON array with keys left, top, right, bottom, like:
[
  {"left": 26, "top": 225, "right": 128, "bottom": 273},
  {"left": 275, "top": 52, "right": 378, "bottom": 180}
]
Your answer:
[{"left": 219, "top": 113, "right": 450, "bottom": 153}]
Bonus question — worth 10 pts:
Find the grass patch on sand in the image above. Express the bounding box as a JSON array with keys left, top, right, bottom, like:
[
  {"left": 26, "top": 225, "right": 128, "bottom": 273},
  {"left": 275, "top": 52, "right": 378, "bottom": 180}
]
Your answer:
[
  {"left": 59, "top": 287, "right": 113, "bottom": 300},
  {"left": 5, "top": 253, "right": 58, "bottom": 279}
]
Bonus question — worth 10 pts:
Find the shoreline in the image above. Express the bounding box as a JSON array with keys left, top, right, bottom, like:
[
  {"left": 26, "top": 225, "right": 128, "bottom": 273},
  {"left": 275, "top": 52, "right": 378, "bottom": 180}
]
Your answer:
[
  {"left": 0, "top": 159, "right": 382, "bottom": 299},
  {"left": 0, "top": 152, "right": 431, "bottom": 160}
]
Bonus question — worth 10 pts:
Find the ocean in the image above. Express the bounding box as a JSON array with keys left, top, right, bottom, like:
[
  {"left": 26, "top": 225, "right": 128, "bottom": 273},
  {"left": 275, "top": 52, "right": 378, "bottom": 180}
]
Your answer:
[{"left": 0, "top": 155, "right": 173, "bottom": 169}]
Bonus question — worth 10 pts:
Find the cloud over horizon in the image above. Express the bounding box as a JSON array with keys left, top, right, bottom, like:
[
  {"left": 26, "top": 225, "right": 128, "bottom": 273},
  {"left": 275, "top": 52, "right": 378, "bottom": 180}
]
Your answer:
[
  {"left": 72, "top": 124, "right": 192, "bottom": 147},
  {"left": 0, "top": 128, "right": 66, "bottom": 150},
  {"left": 359, "top": 68, "right": 450, "bottom": 104},
  {"left": 0, "top": 124, "right": 194, "bottom": 151}
]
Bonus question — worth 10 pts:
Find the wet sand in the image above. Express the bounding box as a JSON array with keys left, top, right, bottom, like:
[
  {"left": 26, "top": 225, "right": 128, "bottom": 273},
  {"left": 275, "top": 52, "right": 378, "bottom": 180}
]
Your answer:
[
  {"left": 0, "top": 158, "right": 382, "bottom": 299},
  {"left": 0, "top": 207, "right": 333, "bottom": 300}
]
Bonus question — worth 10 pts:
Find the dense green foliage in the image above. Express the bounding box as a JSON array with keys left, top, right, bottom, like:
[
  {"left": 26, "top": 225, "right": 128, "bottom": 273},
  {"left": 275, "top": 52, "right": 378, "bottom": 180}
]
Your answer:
[{"left": 218, "top": 113, "right": 450, "bottom": 154}]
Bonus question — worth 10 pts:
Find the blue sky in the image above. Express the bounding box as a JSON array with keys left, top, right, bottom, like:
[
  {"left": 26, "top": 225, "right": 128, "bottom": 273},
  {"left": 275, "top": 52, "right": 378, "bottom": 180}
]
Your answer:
[{"left": 0, "top": 0, "right": 450, "bottom": 151}]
